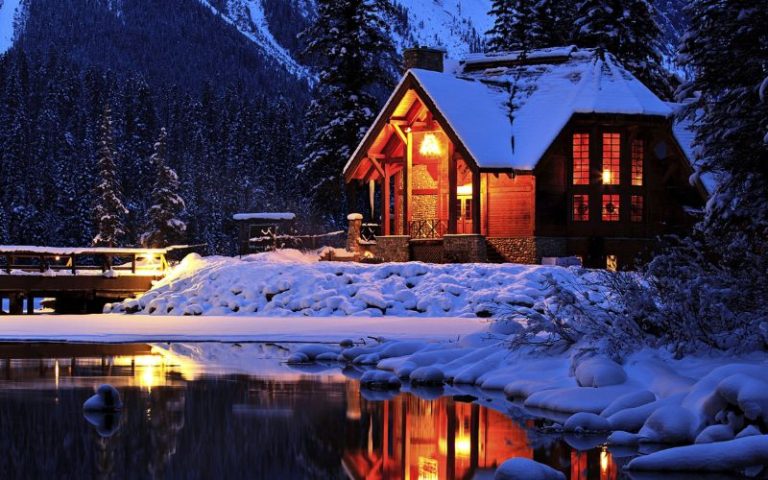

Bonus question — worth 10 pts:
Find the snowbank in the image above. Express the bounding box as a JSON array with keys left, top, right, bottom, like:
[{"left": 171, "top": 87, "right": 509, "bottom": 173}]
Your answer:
[{"left": 108, "top": 252, "right": 603, "bottom": 317}]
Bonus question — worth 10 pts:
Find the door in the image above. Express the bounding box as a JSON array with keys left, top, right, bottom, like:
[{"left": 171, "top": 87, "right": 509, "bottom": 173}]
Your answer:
[{"left": 456, "top": 196, "right": 473, "bottom": 234}]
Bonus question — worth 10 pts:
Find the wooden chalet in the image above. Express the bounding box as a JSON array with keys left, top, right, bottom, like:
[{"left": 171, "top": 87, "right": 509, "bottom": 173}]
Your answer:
[{"left": 343, "top": 46, "right": 709, "bottom": 268}]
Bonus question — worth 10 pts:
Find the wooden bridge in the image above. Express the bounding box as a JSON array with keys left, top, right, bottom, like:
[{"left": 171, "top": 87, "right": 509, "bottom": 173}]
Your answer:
[{"left": 0, "top": 246, "right": 175, "bottom": 314}]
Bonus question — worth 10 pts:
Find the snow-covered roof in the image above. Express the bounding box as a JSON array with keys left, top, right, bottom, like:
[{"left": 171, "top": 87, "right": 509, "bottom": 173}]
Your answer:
[
  {"left": 345, "top": 46, "right": 676, "bottom": 174},
  {"left": 232, "top": 212, "right": 296, "bottom": 221},
  {"left": 0, "top": 246, "right": 171, "bottom": 255}
]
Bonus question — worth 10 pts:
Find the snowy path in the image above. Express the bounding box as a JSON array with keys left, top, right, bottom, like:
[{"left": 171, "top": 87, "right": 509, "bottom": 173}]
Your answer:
[{"left": 0, "top": 314, "right": 486, "bottom": 343}]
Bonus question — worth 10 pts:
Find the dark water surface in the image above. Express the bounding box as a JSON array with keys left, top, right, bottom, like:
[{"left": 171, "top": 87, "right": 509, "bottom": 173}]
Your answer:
[{"left": 0, "top": 346, "right": 737, "bottom": 480}]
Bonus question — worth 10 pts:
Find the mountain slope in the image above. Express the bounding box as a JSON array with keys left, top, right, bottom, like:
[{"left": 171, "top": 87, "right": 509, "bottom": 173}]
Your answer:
[{"left": 0, "top": 0, "right": 24, "bottom": 54}]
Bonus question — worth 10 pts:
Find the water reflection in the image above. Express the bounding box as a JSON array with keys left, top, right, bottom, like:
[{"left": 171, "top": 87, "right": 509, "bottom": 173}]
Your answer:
[{"left": 0, "top": 353, "right": 631, "bottom": 479}]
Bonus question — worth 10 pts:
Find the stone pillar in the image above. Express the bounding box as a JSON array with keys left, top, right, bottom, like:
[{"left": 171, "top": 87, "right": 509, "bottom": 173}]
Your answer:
[
  {"left": 443, "top": 234, "right": 487, "bottom": 263},
  {"left": 346, "top": 213, "right": 363, "bottom": 256}
]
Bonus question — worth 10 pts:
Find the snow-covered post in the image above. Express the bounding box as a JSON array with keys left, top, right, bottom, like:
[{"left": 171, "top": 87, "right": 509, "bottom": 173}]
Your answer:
[{"left": 347, "top": 213, "right": 363, "bottom": 257}]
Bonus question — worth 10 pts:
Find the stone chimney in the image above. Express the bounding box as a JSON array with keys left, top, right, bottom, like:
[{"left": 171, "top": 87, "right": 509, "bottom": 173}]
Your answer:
[{"left": 403, "top": 47, "right": 445, "bottom": 73}]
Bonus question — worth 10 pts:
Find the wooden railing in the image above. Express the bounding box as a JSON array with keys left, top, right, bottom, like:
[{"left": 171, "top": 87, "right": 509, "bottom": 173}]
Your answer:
[
  {"left": 409, "top": 219, "right": 447, "bottom": 239},
  {"left": 360, "top": 223, "right": 380, "bottom": 243}
]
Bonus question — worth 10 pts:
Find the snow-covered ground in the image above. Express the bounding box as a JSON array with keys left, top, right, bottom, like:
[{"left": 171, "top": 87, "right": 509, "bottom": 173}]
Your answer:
[{"left": 106, "top": 250, "right": 605, "bottom": 317}]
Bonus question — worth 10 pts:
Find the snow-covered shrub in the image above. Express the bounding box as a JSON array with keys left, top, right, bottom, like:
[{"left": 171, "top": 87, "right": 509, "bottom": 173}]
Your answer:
[
  {"left": 497, "top": 270, "right": 654, "bottom": 361},
  {"left": 644, "top": 234, "right": 768, "bottom": 356}
]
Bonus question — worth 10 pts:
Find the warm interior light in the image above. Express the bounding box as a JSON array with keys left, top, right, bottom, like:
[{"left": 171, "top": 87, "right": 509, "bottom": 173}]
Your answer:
[
  {"left": 600, "top": 447, "right": 610, "bottom": 473},
  {"left": 457, "top": 183, "right": 473, "bottom": 196},
  {"left": 419, "top": 133, "right": 441, "bottom": 157},
  {"left": 602, "top": 169, "right": 612, "bottom": 184},
  {"left": 455, "top": 435, "right": 472, "bottom": 457}
]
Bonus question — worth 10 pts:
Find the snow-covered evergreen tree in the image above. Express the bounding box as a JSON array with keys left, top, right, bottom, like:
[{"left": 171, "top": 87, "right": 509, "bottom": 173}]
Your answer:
[
  {"left": 573, "top": 0, "right": 675, "bottom": 99},
  {"left": 486, "top": 0, "right": 537, "bottom": 53},
  {"left": 140, "top": 128, "right": 186, "bottom": 247},
  {"left": 529, "top": 0, "right": 577, "bottom": 49},
  {"left": 92, "top": 105, "right": 128, "bottom": 247},
  {"left": 299, "top": 0, "right": 398, "bottom": 226},
  {"left": 641, "top": 1, "right": 768, "bottom": 352}
]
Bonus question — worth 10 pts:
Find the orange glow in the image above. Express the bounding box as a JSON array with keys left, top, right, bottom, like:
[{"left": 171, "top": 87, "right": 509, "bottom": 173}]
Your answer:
[
  {"left": 572, "top": 133, "right": 590, "bottom": 185},
  {"left": 455, "top": 435, "right": 471, "bottom": 457},
  {"left": 602, "top": 133, "right": 620, "bottom": 185},
  {"left": 419, "top": 133, "right": 442, "bottom": 157},
  {"left": 457, "top": 183, "right": 472, "bottom": 196},
  {"left": 417, "top": 456, "right": 439, "bottom": 480}
]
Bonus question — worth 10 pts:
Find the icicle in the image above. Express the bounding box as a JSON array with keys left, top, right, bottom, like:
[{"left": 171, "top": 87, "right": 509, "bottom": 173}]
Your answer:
[{"left": 368, "top": 179, "right": 375, "bottom": 218}]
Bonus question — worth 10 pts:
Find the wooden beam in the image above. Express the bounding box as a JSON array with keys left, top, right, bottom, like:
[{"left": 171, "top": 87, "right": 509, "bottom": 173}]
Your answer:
[
  {"left": 367, "top": 156, "right": 385, "bottom": 178},
  {"left": 472, "top": 165, "right": 481, "bottom": 234},
  {"left": 382, "top": 165, "right": 391, "bottom": 235},
  {"left": 392, "top": 123, "right": 408, "bottom": 144},
  {"left": 448, "top": 150, "right": 458, "bottom": 235},
  {"left": 404, "top": 130, "right": 413, "bottom": 236}
]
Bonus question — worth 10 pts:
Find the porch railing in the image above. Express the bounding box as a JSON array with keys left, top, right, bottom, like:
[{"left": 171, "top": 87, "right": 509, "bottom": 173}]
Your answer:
[
  {"left": 409, "top": 219, "right": 447, "bottom": 239},
  {"left": 360, "top": 223, "right": 380, "bottom": 243}
]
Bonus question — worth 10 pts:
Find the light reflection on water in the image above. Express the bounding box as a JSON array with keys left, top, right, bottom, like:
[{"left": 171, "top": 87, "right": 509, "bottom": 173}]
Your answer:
[{"left": 0, "top": 352, "right": 746, "bottom": 480}]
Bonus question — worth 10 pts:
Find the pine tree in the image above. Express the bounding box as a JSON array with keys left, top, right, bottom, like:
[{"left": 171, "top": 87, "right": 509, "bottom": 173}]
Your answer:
[
  {"left": 486, "top": 0, "right": 538, "bottom": 53},
  {"left": 529, "top": 0, "right": 577, "bottom": 49},
  {"left": 299, "top": 0, "right": 398, "bottom": 226},
  {"left": 677, "top": 1, "right": 768, "bottom": 238},
  {"left": 92, "top": 104, "right": 128, "bottom": 247},
  {"left": 573, "top": 0, "right": 675, "bottom": 99},
  {"left": 140, "top": 128, "right": 186, "bottom": 247}
]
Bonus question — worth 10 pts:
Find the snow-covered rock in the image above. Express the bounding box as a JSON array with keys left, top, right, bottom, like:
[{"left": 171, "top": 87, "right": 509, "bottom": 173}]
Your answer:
[
  {"left": 638, "top": 406, "right": 697, "bottom": 444},
  {"left": 575, "top": 356, "right": 627, "bottom": 387},
  {"left": 83, "top": 384, "right": 122, "bottom": 412},
  {"left": 494, "top": 458, "right": 565, "bottom": 480},
  {"left": 627, "top": 435, "right": 768, "bottom": 472},
  {"left": 694, "top": 424, "right": 734, "bottom": 444},
  {"left": 600, "top": 390, "right": 656, "bottom": 417},
  {"left": 410, "top": 366, "right": 444, "bottom": 385},
  {"left": 360, "top": 370, "right": 401, "bottom": 390},
  {"left": 563, "top": 412, "right": 611, "bottom": 433}
]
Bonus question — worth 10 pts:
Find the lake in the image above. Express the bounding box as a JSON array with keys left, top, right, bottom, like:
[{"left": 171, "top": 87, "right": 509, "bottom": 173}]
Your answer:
[{"left": 0, "top": 344, "right": 721, "bottom": 479}]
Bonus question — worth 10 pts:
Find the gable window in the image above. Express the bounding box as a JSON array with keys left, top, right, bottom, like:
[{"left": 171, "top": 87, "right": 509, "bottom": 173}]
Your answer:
[
  {"left": 631, "top": 139, "right": 644, "bottom": 186},
  {"left": 602, "top": 133, "right": 621, "bottom": 185},
  {"left": 572, "top": 194, "right": 589, "bottom": 221},
  {"left": 631, "top": 195, "right": 643, "bottom": 222},
  {"left": 572, "top": 133, "right": 590, "bottom": 185},
  {"left": 602, "top": 194, "right": 620, "bottom": 221}
]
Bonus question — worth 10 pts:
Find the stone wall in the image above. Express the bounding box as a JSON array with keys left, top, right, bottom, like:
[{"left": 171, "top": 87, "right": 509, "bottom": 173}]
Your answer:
[
  {"left": 374, "top": 235, "right": 410, "bottom": 262},
  {"left": 443, "top": 234, "right": 487, "bottom": 263},
  {"left": 485, "top": 237, "right": 567, "bottom": 264},
  {"left": 412, "top": 195, "right": 437, "bottom": 221}
]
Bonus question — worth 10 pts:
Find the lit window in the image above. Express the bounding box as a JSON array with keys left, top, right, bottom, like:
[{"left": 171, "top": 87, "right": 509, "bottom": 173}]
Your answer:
[
  {"left": 572, "top": 133, "right": 590, "bottom": 185},
  {"left": 602, "top": 133, "right": 620, "bottom": 185},
  {"left": 631, "top": 195, "right": 643, "bottom": 222},
  {"left": 465, "top": 199, "right": 473, "bottom": 220},
  {"left": 631, "top": 139, "right": 643, "bottom": 186},
  {"left": 573, "top": 194, "right": 589, "bottom": 221},
  {"left": 606, "top": 254, "right": 618, "bottom": 272},
  {"left": 602, "top": 194, "right": 620, "bottom": 221}
]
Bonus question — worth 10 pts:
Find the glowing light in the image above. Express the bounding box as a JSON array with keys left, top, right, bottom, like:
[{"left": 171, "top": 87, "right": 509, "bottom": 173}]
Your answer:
[
  {"left": 54, "top": 256, "right": 61, "bottom": 261},
  {"left": 455, "top": 435, "right": 472, "bottom": 457},
  {"left": 54, "top": 360, "right": 60, "bottom": 389},
  {"left": 457, "top": 183, "right": 473, "bottom": 196},
  {"left": 602, "top": 169, "right": 612, "bottom": 184},
  {"left": 600, "top": 447, "right": 610, "bottom": 474},
  {"left": 419, "top": 133, "right": 442, "bottom": 157}
]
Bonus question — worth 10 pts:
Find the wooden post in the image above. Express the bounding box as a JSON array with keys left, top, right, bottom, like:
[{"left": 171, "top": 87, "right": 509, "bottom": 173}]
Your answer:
[
  {"left": 131, "top": 254, "right": 137, "bottom": 274},
  {"left": 404, "top": 130, "right": 413, "bottom": 236},
  {"left": 9, "top": 294, "right": 22, "bottom": 315},
  {"left": 382, "top": 165, "right": 391, "bottom": 235},
  {"left": 70, "top": 255, "right": 76, "bottom": 275},
  {"left": 5, "top": 255, "right": 11, "bottom": 274},
  {"left": 26, "top": 293, "right": 34, "bottom": 315},
  {"left": 448, "top": 153, "right": 458, "bottom": 234},
  {"left": 472, "top": 166, "right": 481, "bottom": 234},
  {"left": 39, "top": 256, "right": 45, "bottom": 273}
]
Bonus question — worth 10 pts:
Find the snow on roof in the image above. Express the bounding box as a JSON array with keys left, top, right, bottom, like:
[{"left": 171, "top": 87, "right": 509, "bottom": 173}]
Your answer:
[
  {"left": 667, "top": 102, "right": 718, "bottom": 194},
  {"left": 0, "top": 246, "right": 170, "bottom": 255},
  {"left": 347, "top": 47, "right": 675, "bottom": 173},
  {"left": 411, "top": 47, "right": 673, "bottom": 170},
  {"left": 232, "top": 212, "right": 296, "bottom": 221}
]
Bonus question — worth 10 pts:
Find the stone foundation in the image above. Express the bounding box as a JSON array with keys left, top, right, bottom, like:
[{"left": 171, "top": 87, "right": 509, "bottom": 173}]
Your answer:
[
  {"left": 486, "top": 237, "right": 567, "bottom": 264},
  {"left": 374, "top": 236, "right": 410, "bottom": 262},
  {"left": 443, "top": 234, "right": 487, "bottom": 263}
]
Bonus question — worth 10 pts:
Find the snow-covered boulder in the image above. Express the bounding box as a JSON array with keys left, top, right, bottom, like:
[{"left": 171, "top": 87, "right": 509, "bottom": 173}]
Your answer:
[
  {"left": 410, "top": 366, "right": 444, "bottom": 385},
  {"left": 601, "top": 390, "right": 656, "bottom": 417},
  {"left": 694, "top": 424, "right": 734, "bottom": 444},
  {"left": 717, "top": 373, "right": 768, "bottom": 423},
  {"left": 607, "top": 430, "right": 641, "bottom": 445},
  {"left": 83, "top": 384, "right": 122, "bottom": 412},
  {"left": 495, "top": 458, "right": 565, "bottom": 480},
  {"left": 563, "top": 412, "right": 611, "bottom": 433},
  {"left": 360, "top": 370, "right": 401, "bottom": 389},
  {"left": 627, "top": 435, "right": 768, "bottom": 472},
  {"left": 575, "top": 356, "right": 627, "bottom": 387},
  {"left": 638, "top": 406, "right": 697, "bottom": 444}
]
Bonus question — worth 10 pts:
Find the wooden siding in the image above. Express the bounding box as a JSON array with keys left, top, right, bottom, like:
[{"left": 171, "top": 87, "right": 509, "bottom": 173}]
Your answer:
[{"left": 484, "top": 173, "right": 535, "bottom": 237}]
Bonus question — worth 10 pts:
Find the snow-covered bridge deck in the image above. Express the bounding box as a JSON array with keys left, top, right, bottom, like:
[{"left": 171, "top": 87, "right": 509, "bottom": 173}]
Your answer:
[{"left": 0, "top": 245, "right": 176, "bottom": 314}]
